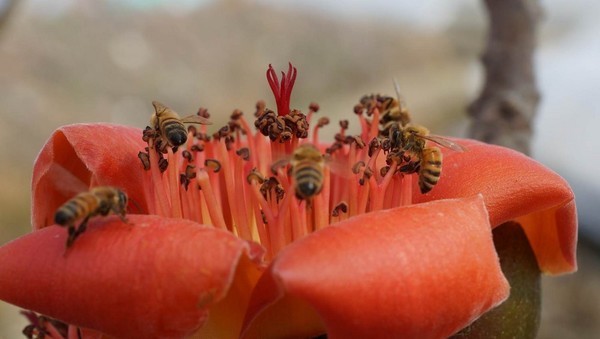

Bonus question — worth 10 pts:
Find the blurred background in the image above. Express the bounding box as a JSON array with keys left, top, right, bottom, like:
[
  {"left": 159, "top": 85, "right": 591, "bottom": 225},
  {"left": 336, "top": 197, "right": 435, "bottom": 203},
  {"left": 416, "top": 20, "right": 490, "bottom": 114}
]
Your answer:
[{"left": 0, "top": 0, "right": 598, "bottom": 337}]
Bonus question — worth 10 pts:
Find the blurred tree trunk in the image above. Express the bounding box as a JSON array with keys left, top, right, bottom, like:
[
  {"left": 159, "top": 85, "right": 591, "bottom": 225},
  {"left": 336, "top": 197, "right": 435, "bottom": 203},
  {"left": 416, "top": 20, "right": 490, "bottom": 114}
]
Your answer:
[
  {"left": 468, "top": 0, "right": 541, "bottom": 155},
  {"left": 0, "top": 0, "right": 19, "bottom": 37}
]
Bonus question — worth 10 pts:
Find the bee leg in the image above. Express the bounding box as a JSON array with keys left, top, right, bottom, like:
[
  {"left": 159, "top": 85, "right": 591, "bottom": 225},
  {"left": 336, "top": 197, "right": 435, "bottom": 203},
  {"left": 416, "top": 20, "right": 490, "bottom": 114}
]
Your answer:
[
  {"left": 66, "top": 225, "right": 77, "bottom": 248},
  {"left": 67, "top": 216, "right": 91, "bottom": 248},
  {"left": 112, "top": 207, "right": 129, "bottom": 224}
]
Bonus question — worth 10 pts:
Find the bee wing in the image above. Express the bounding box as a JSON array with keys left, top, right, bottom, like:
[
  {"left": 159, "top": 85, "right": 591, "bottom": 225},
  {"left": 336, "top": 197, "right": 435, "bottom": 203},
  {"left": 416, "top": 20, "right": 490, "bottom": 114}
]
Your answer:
[
  {"left": 271, "top": 156, "right": 291, "bottom": 175},
  {"left": 180, "top": 115, "right": 212, "bottom": 125},
  {"left": 421, "top": 135, "right": 467, "bottom": 152},
  {"left": 324, "top": 154, "right": 356, "bottom": 179}
]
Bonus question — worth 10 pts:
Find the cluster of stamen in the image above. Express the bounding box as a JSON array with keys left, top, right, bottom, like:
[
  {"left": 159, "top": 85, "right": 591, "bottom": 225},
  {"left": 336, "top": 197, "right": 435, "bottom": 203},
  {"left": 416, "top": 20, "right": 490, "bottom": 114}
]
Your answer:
[{"left": 137, "top": 64, "right": 419, "bottom": 260}]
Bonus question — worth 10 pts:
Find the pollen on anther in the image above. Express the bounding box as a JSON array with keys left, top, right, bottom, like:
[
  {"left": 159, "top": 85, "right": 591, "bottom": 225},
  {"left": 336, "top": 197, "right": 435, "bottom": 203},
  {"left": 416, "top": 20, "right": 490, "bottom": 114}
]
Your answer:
[{"left": 205, "top": 159, "right": 221, "bottom": 173}]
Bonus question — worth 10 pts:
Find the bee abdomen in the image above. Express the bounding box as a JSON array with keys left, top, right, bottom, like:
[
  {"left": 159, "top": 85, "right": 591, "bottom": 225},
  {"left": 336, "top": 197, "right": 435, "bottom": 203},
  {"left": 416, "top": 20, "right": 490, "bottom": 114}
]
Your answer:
[
  {"left": 54, "top": 195, "right": 97, "bottom": 226},
  {"left": 418, "top": 148, "right": 442, "bottom": 194},
  {"left": 163, "top": 119, "right": 187, "bottom": 146},
  {"left": 294, "top": 165, "right": 323, "bottom": 198}
]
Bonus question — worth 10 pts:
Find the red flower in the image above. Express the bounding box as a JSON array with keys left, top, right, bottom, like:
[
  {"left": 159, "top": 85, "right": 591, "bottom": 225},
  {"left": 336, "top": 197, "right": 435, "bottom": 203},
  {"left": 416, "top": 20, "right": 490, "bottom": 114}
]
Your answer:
[{"left": 0, "top": 65, "right": 576, "bottom": 338}]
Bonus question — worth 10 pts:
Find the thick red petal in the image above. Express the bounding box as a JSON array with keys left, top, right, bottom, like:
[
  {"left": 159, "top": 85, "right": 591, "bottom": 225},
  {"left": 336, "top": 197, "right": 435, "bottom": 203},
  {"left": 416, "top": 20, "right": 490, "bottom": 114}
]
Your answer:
[
  {"left": 414, "top": 139, "right": 577, "bottom": 274},
  {"left": 241, "top": 196, "right": 509, "bottom": 338},
  {"left": 0, "top": 215, "right": 264, "bottom": 338},
  {"left": 32, "top": 124, "right": 148, "bottom": 229}
]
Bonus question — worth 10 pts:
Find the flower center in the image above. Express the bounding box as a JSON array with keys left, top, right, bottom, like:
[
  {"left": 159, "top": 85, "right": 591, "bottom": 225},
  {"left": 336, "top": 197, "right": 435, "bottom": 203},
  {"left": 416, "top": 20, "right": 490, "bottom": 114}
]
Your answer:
[{"left": 137, "top": 64, "right": 429, "bottom": 260}]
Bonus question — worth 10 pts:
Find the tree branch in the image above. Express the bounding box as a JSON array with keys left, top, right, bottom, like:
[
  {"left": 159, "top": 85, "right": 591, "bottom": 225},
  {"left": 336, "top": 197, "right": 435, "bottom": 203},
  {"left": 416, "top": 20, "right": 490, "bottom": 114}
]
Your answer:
[{"left": 468, "top": 0, "right": 542, "bottom": 155}]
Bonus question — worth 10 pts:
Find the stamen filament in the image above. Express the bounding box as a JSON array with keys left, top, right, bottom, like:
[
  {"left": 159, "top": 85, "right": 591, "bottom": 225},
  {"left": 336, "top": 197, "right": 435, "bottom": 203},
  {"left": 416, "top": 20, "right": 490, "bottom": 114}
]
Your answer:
[
  {"left": 167, "top": 148, "right": 183, "bottom": 218},
  {"left": 369, "top": 107, "right": 380, "bottom": 140},
  {"left": 148, "top": 140, "right": 171, "bottom": 217},
  {"left": 196, "top": 170, "right": 227, "bottom": 230}
]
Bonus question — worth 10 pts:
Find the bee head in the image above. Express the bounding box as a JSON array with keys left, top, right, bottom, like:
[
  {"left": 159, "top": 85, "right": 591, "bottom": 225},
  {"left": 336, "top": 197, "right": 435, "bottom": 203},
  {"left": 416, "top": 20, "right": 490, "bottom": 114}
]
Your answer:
[{"left": 118, "top": 190, "right": 128, "bottom": 211}]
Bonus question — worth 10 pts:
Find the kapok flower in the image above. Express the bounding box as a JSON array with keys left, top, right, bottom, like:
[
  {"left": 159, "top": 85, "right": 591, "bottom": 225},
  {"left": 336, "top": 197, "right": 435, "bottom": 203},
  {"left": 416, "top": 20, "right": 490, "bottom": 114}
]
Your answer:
[{"left": 0, "top": 63, "right": 576, "bottom": 338}]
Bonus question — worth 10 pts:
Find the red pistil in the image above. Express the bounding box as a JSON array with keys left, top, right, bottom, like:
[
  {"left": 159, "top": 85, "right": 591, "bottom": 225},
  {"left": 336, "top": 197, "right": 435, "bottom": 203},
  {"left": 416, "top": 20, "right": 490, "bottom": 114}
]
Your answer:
[{"left": 266, "top": 63, "right": 297, "bottom": 116}]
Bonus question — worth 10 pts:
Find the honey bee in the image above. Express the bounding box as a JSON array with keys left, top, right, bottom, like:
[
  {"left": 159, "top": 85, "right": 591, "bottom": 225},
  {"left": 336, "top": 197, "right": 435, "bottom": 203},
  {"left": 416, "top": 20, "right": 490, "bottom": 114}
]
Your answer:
[
  {"left": 270, "top": 144, "right": 325, "bottom": 200},
  {"left": 151, "top": 101, "right": 211, "bottom": 148},
  {"left": 54, "top": 186, "right": 128, "bottom": 248},
  {"left": 291, "top": 144, "right": 326, "bottom": 200},
  {"left": 388, "top": 123, "right": 466, "bottom": 194}
]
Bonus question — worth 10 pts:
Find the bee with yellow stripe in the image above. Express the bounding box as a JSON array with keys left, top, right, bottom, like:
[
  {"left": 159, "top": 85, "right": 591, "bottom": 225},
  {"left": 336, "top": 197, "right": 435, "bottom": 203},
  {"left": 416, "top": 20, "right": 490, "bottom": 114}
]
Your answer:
[
  {"left": 151, "top": 101, "right": 211, "bottom": 148},
  {"left": 388, "top": 124, "right": 465, "bottom": 194},
  {"left": 290, "top": 144, "right": 325, "bottom": 200},
  {"left": 54, "top": 186, "right": 128, "bottom": 248}
]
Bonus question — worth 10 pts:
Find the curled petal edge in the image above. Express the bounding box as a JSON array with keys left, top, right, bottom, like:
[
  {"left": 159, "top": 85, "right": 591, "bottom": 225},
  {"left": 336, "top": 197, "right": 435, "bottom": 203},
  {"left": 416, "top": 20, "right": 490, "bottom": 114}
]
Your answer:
[
  {"left": 241, "top": 196, "right": 510, "bottom": 338},
  {"left": 0, "top": 215, "right": 264, "bottom": 338},
  {"left": 31, "top": 123, "right": 148, "bottom": 230},
  {"left": 414, "top": 138, "right": 577, "bottom": 274}
]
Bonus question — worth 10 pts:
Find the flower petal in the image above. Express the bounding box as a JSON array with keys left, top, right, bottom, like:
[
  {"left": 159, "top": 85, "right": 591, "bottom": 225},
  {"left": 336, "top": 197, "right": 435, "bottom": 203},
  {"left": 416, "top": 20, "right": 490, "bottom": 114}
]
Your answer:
[
  {"left": 241, "top": 196, "right": 509, "bottom": 338},
  {"left": 0, "top": 215, "right": 264, "bottom": 338},
  {"left": 32, "top": 123, "right": 148, "bottom": 229},
  {"left": 414, "top": 139, "right": 577, "bottom": 274}
]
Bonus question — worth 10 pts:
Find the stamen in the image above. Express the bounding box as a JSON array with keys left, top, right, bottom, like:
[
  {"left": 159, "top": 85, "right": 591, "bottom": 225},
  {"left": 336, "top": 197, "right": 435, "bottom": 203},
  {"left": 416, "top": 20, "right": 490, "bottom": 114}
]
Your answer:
[
  {"left": 147, "top": 139, "right": 171, "bottom": 217},
  {"left": 196, "top": 169, "right": 227, "bottom": 230},
  {"left": 166, "top": 148, "right": 183, "bottom": 218}
]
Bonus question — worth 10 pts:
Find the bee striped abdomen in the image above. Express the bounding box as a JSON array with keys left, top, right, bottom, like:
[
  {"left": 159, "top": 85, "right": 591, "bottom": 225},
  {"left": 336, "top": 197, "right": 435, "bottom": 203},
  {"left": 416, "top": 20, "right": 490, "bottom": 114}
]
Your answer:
[
  {"left": 54, "top": 193, "right": 99, "bottom": 226},
  {"left": 290, "top": 144, "right": 325, "bottom": 200},
  {"left": 418, "top": 148, "right": 442, "bottom": 194},
  {"left": 162, "top": 119, "right": 187, "bottom": 147},
  {"left": 294, "top": 162, "right": 323, "bottom": 198}
]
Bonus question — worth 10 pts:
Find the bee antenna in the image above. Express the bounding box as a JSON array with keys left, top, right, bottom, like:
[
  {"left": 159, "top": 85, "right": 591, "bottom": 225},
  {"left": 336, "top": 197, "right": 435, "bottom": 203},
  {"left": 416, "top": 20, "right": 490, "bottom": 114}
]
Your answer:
[{"left": 392, "top": 78, "right": 406, "bottom": 108}]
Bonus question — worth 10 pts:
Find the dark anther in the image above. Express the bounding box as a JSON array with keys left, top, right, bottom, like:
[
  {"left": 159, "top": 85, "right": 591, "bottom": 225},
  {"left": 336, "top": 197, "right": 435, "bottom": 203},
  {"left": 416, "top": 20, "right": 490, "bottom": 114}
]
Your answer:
[
  {"left": 231, "top": 109, "right": 243, "bottom": 120},
  {"left": 260, "top": 177, "right": 282, "bottom": 200},
  {"left": 334, "top": 133, "right": 345, "bottom": 143},
  {"left": 317, "top": 117, "right": 330, "bottom": 128},
  {"left": 138, "top": 151, "right": 150, "bottom": 170},
  {"left": 381, "top": 138, "right": 391, "bottom": 152},
  {"left": 182, "top": 150, "right": 193, "bottom": 162},
  {"left": 185, "top": 164, "right": 197, "bottom": 180},
  {"left": 205, "top": 159, "right": 221, "bottom": 173},
  {"left": 339, "top": 120, "right": 349, "bottom": 130},
  {"left": 325, "top": 142, "right": 343, "bottom": 155},
  {"left": 353, "top": 104, "right": 364, "bottom": 115},
  {"left": 155, "top": 138, "right": 168, "bottom": 154},
  {"left": 368, "top": 137, "right": 381, "bottom": 157},
  {"left": 158, "top": 158, "right": 169, "bottom": 173},
  {"left": 380, "top": 166, "right": 390, "bottom": 177},
  {"left": 279, "top": 131, "right": 292, "bottom": 142},
  {"left": 218, "top": 125, "right": 230, "bottom": 137},
  {"left": 142, "top": 126, "right": 156, "bottom": 142},
  {"left": 228, "top": 120, "right": 242, "bottom": 133},
  {"left": 331, "top": 202, "right": 348, "bottom": 217},
  {"left": 180, "top": 165, "right": 196, "bottom": 190},
  {"left": 196, "top": 133, "right": 211, "bottom": 142},
  {"left": 236, "top": 147, "right": 250, "bottom": 161},
  {"left": 247, "top": 169, "right": 266, "bottom": 185},
  {"left": 309, "top": 102, "right": 320, "bottom": 113},
  {"left": 275, "top": 185, "right": 285, "bottom": 202},
  {"left": 352, "top": 135, "right": 366, "bottom": 148},
  {"left": 255, "top": 100, "right": 266, "bottom": 117},
  {"left": 197, "top": 107, "right": 210, "bottom": 119},
  {"left": 180, "top": 174, "right": 190, "bottom": 190},
  {"left": 191, "top": 144, "right": 204, "bottom": 152},
  {"left": 187, "top": 125, "right": 197, "bottom": 136},
  {"left": 352, "top": 161, "right": 366, "bottom": 174}
]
